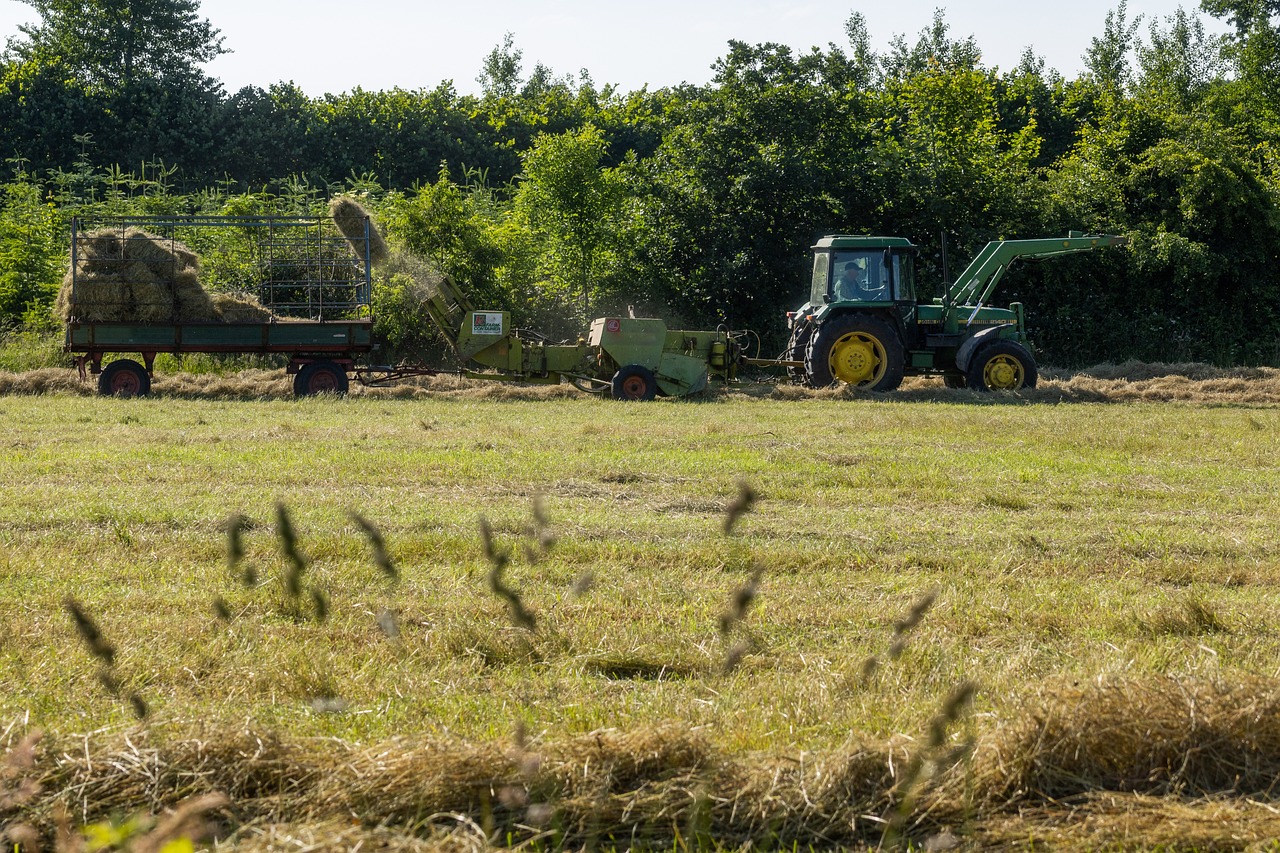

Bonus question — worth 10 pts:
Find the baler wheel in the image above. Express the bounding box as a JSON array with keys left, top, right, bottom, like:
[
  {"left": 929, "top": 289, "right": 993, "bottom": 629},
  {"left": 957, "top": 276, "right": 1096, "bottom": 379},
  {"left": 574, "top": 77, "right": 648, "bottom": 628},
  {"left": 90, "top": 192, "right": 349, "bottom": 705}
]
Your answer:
[
  {"left": 98, "top": 359, "right": 151, "bottom": 398},
  {"left": 965, "top": 340, "right": 1038, "bottom": 391},
  {"left": 610, "top": 364, "right": 658, "bottom": 401}
]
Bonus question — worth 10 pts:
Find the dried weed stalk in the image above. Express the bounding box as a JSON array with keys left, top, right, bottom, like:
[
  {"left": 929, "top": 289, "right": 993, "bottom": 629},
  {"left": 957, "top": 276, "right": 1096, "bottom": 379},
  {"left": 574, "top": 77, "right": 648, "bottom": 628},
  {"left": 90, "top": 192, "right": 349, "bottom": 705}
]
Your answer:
[
  {"left": 480, "top": 517, "right": 536, "bottom": 630},
  {"left": 65, "top": 597, "right": 116, "bottom": 666},
  {"left": 722, "top": 480, "right": 757, "bottom": 536},
  {"left": 886, "top": 681, "right": 977, "bottom": 845},
  {"left": 350, "top": 511, "right": 397, "bottom": 581},
  {"left": 719, "top": 564, "right": 765, "bottom": 673},
  {"left": 862, "top": 589, "right": 937, "bottom": 681},
  {"left": 65, "top": 598, "right": 148, "bottom": 719},
  {"left": 275, "top": 501, "right": 307, "bottom": 598}
]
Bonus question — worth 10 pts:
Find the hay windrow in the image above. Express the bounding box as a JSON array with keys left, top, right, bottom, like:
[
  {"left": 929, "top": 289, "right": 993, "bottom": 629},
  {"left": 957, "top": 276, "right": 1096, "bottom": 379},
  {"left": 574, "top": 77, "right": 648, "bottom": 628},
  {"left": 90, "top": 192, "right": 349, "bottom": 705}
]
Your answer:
[
  {"left": 15, "top": 678, "right": 1280, "bottom": 849},
  {"left": 330, "top": 196, "right": 390, "bottom": 267},
  {"left": 751, "top": 361, "right": 1280, "bottom": 405},
  {"left": 966, "top": 674, "right": 1280, "bottom": 804}
]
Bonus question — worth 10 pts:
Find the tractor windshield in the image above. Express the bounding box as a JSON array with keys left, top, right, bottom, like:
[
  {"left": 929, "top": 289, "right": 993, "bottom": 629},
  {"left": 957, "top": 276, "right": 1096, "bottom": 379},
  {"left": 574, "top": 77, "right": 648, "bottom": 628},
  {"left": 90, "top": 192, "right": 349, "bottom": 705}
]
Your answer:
[{"left": 829, "top": 250, "right": 891, "bottom": 302}]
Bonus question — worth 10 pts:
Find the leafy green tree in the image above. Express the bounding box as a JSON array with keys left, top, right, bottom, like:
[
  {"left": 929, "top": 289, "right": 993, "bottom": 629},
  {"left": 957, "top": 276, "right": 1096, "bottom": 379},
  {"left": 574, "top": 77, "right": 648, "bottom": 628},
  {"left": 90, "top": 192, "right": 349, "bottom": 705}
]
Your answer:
[
  {"left": 1083, "top": 0, "right": 1143, "bottom": 93},
  {"left": 629, "top": 40, "right": 871, "bottom": 341},
  {"left": 477, "top": 32, "right": 523, "bottom": 100},
  {"left": 1136, "top": 9, "right": 1228, "bottom": 111},
  {"left": 513, "top": 123, "right": 625, "bottom": 324},
  {"left": 5, "top": 0, "right": 227, "bottom": 91},
  {"left": 0, "top": 165, "right": 64, "bottom": 328},
  {"left": 386, "top": 166, "right": 505, "bottom": 303}
]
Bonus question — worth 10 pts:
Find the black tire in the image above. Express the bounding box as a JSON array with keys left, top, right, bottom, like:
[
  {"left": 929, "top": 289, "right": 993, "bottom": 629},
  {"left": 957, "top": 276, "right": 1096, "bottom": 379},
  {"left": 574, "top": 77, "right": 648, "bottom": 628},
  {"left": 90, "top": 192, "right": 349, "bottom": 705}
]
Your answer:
[
  {"left": 805, "top": 313, "right": 905, "bottom": 391},
  {"left": 785, "top": 321, "right": 814, "bottom": 385},
  {"left": 294, "top": 361, "right": 350, "bottom": 397},
  {"left": 965, "top": 340, "right": 1038, "bottom": 392},
  {"left": 942, "top": 374, "right": 967, "bottom": 389},
  {"left": 98, "top": 359, "right": 151, "bottom": 397},
  {"left": 610, "top": 364, "right": 657, "bottom": 401}
]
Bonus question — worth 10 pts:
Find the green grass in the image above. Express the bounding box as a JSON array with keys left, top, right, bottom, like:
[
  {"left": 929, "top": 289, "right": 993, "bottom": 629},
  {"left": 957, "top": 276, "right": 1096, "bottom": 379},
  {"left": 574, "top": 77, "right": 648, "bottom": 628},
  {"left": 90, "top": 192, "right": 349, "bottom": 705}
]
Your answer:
[{"left": 2, "top": 391, "right": 1280, "bottom": 847}]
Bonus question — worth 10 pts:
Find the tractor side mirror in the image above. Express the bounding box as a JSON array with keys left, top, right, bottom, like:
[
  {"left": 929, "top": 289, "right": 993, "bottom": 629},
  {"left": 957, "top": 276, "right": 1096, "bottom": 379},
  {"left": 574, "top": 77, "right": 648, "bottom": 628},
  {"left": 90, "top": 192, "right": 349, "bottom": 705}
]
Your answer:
[{"left": 883, "top": 249, "right": 893, "bottom": 267}]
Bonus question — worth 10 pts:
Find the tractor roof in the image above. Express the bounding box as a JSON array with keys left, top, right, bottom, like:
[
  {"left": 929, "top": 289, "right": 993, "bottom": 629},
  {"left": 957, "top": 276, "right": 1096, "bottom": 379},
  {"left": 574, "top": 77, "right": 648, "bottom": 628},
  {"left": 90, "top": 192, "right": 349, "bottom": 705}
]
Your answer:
[{"left": 813, "top": 235, "right": 917, "bottom": 250}]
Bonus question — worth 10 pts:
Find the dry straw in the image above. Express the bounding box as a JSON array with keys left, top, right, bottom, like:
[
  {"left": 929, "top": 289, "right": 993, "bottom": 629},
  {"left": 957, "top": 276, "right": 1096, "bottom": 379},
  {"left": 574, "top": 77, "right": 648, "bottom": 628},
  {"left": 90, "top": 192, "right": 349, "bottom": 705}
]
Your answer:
[
  {"left": 19, "top": 673, "right": 1280, "bottom": 850},
  {"left": 329, "top": 196, "right": 390, "bottom": 267},
  {"left": 54, "top": 226, "right": 284, "bottom": 325}
]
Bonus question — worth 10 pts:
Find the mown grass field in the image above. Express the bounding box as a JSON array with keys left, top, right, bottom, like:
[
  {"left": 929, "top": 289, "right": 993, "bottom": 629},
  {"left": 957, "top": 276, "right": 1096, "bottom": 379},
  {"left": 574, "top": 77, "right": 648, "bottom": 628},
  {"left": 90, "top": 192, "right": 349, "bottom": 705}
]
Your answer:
[{"left": 3, "top": 369, "right": 1280, "bottom": 850}]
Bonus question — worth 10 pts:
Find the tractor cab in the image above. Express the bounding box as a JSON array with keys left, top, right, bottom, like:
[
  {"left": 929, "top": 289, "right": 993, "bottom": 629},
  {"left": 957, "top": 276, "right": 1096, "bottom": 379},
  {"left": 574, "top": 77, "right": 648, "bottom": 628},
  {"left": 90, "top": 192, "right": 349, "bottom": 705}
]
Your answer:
[{"left": 810, "top": 236, "right": 917, "bottom": 307}]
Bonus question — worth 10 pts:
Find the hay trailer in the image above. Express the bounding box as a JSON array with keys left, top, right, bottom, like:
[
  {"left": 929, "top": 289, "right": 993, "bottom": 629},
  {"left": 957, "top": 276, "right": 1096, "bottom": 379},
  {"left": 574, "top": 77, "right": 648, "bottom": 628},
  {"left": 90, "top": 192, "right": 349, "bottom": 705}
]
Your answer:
[{"left": 61, "top": 215, "right": 404, "bottom": 397}]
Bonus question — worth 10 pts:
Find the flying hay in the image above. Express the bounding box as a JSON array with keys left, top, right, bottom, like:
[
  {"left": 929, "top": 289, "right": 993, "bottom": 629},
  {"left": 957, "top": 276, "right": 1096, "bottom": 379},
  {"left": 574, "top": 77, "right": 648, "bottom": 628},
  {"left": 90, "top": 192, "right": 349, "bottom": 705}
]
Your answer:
[{"left": 330, "top": 196, "right": 390, "bottom": 267}]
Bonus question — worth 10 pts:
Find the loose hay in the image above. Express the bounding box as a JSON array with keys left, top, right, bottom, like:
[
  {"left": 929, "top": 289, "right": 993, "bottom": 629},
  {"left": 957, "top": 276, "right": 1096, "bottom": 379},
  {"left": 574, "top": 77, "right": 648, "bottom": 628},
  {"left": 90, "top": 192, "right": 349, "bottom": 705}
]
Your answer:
[
  {"left": 211, "top": 292, "right": 277, "bottom": 323},
  {"left": 967, "top": 674, "right": 1280, "bottom": 804},
  {"left": 330, "top": 196, "right": 390, "bottom": 267},
  {"left": 8, "top": 676, "right": 1280, "bottom": 848}
]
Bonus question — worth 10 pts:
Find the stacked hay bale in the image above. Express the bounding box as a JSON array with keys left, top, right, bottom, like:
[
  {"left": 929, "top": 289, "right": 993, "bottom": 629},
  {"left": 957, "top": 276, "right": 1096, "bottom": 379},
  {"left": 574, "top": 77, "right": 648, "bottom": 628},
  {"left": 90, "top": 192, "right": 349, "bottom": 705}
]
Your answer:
[{"left": 56, "top": 228, "right": 218, "bottom": 323}]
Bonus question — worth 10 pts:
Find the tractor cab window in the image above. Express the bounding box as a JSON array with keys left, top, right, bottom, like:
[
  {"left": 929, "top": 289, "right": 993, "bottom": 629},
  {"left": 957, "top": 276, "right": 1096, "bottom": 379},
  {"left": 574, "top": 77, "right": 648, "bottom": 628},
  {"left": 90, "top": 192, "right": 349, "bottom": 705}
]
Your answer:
[
  {"left": 830, "top": 250, "right": 890, "bottom": 302},
  {"left": 892, "top": 252, "right": 916, "bottom": 301},
  {"left": 809, "top": 252, "right": 830, "bottom": 305}
]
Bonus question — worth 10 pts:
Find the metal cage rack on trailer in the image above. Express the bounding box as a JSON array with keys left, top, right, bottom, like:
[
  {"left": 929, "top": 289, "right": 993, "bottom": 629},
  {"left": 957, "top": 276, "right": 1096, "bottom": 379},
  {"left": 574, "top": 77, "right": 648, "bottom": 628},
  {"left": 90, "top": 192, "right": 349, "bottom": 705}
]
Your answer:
[{"left": 63, "top": 215, "right": 387, "bottom": 397}]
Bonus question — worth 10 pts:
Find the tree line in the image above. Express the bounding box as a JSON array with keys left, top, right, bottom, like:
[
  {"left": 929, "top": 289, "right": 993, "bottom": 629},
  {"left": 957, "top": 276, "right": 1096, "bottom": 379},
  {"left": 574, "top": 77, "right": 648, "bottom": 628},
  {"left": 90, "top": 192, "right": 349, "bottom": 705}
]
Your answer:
[{"left": 1, "top": 0, "right": 1278, "bottom": 367}]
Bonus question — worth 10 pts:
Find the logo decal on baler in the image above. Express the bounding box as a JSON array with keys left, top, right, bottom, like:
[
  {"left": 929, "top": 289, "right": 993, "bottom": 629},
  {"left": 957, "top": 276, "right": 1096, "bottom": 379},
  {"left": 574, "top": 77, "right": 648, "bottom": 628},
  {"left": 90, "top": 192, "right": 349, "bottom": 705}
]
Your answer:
[
  {"left": 471, "top": 312, "right": 505, "bottom": 336},
  {"left": 606, "top": 319, "right": 621, "bottom": 333}
]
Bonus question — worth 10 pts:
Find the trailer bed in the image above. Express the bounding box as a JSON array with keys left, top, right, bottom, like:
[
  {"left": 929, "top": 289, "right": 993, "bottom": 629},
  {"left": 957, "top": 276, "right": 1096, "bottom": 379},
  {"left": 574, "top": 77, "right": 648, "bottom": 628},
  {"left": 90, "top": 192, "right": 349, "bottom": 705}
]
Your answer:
[{"left": 66, "top": 320, "right": 373, "bottom": 354}]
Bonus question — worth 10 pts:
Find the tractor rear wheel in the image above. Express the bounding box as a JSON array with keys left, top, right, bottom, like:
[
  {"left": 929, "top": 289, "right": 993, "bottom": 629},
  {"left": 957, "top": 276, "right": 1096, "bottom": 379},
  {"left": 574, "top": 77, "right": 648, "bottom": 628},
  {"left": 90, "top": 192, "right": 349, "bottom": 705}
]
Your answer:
[
  {"left": 965, "top": 341, "right": 1037, "bottom": 391},
  {"left": 294, "top": 361, "right": 350, "bottom": 397},
  {"left": 785, "top": 321, "right": 814, "bottom": 385},
  {"left": 610, "top": 364, "right": 657, "bottom": 401},
  {"left": 98, "top": 359, "right": 151, "bottom": 397},
  {"left": 805, "top": 313, "right": 905, "bottom": 391}
]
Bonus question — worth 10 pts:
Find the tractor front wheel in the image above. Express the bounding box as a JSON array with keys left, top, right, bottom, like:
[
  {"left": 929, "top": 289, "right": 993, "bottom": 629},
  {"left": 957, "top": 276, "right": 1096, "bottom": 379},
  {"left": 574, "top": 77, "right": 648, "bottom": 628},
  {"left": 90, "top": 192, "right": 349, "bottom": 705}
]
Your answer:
[
  {"left": 294, "top": 361, "right": 351, "bottom": 397},
  {"left": 805, "top": 314, "right": 905, "bottom": 391},
  {"left": 965, "top": 341, "right": 1038, "bottom": 392},
  {"left": 610, "top": 364, "right": 658, "bottom": 401},
  {"left": 98, "top": 359, "right": 151, "bottom": 397}
]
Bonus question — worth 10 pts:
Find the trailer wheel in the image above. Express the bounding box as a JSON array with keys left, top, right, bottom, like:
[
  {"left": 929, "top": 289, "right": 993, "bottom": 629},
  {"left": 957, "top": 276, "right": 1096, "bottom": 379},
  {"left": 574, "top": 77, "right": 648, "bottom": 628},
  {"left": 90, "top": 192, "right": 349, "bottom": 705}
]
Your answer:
[
  {"left": 943, "top": 374, "right": 967, "bottom": 389},
  {"left": 785, "top": 321, "right": 814, "bottom": 385},
  {"left": 98, "top": 359, "right": 151, "bottom": 398},
  {"left": 805, "top": 313, "right": 904, "bottom": 391},
  {"left": 294, "top": 361, "right": 350, "bottom": 397},
  {"left": 610, "top": 364, "right": 657, "bottom": 401},
  {"left": 965, "top": 341, "right": 1037, "bottom": 391}
]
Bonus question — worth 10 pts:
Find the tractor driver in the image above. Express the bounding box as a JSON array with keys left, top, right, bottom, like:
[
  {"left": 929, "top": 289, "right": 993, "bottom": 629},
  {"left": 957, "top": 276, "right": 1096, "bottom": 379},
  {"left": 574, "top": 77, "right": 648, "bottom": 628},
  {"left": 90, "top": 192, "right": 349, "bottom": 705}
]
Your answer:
[{"left": 835, "top": 259, "right": 885, "bottom": 301}]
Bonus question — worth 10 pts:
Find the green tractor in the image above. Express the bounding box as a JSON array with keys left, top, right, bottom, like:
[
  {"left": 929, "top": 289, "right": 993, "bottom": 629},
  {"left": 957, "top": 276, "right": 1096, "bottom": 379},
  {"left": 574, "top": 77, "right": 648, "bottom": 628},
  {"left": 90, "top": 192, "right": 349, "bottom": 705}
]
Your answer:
[{"left": 785, "top": 233, "right": 1127, "bottom": 391}]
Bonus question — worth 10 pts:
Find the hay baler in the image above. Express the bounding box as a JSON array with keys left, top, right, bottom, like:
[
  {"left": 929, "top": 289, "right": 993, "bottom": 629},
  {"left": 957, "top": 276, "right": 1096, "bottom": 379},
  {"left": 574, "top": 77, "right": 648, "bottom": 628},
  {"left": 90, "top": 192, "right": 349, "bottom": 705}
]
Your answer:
[{"left": 424, "top": 278, "right": 740, "bottom": 400}]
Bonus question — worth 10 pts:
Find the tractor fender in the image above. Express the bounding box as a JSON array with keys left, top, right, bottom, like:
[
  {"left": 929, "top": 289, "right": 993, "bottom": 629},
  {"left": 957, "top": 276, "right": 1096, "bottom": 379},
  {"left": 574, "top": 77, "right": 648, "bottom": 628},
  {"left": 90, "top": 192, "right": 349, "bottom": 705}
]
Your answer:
[{"left": 955, "top": 325, "right": 1014, "bottom": 372}]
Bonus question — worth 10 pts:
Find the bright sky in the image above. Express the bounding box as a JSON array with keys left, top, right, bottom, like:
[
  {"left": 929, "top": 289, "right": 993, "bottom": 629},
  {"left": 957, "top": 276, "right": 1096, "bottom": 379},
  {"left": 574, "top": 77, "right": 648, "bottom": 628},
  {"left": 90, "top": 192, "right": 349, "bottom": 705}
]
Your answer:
[{"left": 0, "top": 1, "right": 1227, "bottom": 96}]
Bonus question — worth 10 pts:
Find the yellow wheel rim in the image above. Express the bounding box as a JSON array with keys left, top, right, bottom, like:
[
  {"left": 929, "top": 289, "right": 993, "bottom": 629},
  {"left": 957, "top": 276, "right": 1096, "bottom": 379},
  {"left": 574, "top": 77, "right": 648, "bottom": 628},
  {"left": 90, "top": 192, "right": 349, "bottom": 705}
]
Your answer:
[
  {"left": 983, "top": 354, "right": 1025, "bottom": 390},
  {"left": 829, "top": 331, "right": 887, "bottom": 386}
]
